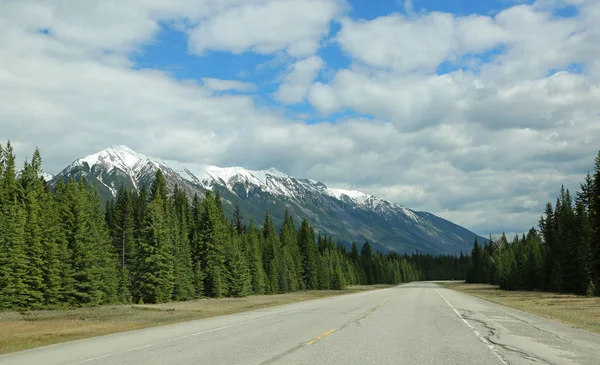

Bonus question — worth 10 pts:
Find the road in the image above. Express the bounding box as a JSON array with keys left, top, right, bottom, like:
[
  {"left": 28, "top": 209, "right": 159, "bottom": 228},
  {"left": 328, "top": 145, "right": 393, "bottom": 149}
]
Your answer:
[{"left": 2, "top": 282, "right": 599, "bottom": 365}]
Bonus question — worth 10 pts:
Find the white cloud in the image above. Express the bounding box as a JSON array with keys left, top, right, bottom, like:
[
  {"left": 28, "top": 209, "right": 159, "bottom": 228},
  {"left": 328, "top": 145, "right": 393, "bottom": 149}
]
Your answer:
[
  {"left": 274, "top": 56, "right": 324, "bottom": 103},
  {"left": 2, "top": 0, "right": 600, "bottom": 238},
  {"left": 202, "top": 78, "right": 255, "bottom": 91},
  {"left": 337, "top": 13, "right": 457, "bottom": 72},
  {"left": 188, "top": 0, "right": 343, "bottom": 57}
]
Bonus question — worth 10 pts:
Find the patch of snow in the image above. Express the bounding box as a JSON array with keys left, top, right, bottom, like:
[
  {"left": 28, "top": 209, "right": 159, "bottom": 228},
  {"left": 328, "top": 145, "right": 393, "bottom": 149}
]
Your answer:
[
  {"left": 40, "top": 172, "right": 54, "bottom": 182},
  {"left": 326, "top": 188, "right": 373, "bottom": 205},
  {"left": 401, "top": 207, "right": 419, "bottom": 222},
  {"left": 78, "top": 145, "right": 151, "bottom": 176}
]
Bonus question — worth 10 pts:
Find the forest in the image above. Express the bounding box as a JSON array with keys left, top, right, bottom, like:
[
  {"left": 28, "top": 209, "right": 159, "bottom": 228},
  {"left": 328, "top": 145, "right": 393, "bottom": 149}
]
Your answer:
[
  {"left": 466, "top": 151, "right": 600, "bottom": 297},
  {"left": 0, "top": 142, "right": 466, "bottom": 309}
]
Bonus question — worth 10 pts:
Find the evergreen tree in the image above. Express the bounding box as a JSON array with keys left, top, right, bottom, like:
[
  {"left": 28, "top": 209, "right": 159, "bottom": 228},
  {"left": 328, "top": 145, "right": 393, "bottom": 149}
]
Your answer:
[
  {"left": 134, "top": 171, "right": 174, "bottom": 303},
  {"left": 170, "top": 185, "right": 195, "bottom": 301},
  {"left": 297, "top": 219, "right": 319, "bottom": 290},
  {"left": 18, "top": 150, "right": 47, "bottom": 308},
  {"left": 245, "top": 220, "right": 266, "bottom": 294},
  {"left": 199, "top": 191, "right": 228, "bottom": 297},
  {"left": 0, "top": 142, "right": 28, "bottom": 309},
  {"left": 280, "top": 210, "right": 302, "bottom": 290},
  {"left": 226, "top": 233, "right": 252, "bottom": 297},
  {"left": 234, "top": 202, "right": 246, "bottom": 235},
  {"left": 86, "top": 186, "right": 119, "bottom": 304},
  {"left": 361, "top": 241, "right": 375, "bottom": 285},
  {"left": 591, "top": 152, "right": 600, "bottom": 294},
  {"left": 262, "top": 211, "right": 282, "bottom": 293}
]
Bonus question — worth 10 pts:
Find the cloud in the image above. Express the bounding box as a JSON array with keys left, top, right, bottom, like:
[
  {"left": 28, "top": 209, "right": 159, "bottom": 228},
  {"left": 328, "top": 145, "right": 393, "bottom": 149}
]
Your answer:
[
  {"left": 202, "top": 78, "right": 255, "bottom": 91},
  {"left": 274, "top": 56, "right": 324, "bottom": 103},
  {"left": 188, "top": 0, "right": 343, "bottom": 57},
  {"left": 1, "top": 0, "right": 599, "bottom": 238}
]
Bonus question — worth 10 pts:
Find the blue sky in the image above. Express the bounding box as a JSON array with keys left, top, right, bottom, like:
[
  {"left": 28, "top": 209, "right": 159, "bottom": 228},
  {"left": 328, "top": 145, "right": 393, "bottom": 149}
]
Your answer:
[{"left": 2, "top": 0, "right": 598, "bottom": 235}]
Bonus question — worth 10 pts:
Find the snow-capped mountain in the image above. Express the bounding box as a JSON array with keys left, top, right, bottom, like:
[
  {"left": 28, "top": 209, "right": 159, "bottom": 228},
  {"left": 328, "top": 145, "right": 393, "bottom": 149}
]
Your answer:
[{"left": 51, "top": 146, "right": 485, "bottom": 255}]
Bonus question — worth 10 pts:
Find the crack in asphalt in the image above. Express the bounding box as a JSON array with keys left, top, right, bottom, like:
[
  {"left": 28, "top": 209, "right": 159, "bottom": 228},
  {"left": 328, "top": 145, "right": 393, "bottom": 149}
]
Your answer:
[
  {"left": 502, "top": 313, "right": 569, "bottom": 343},
  {"left": 460, "top": 311, "right": 555, "bottom": 365}
]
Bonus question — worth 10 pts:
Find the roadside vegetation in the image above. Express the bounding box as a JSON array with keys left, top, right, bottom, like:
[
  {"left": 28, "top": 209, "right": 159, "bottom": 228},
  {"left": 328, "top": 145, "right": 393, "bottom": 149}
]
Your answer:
[
  {"left": 442, "top": 282, "right": 600, "bottom": 334},
  {"left": 465, "top": 151, "right": 600, "bottom": 298}
]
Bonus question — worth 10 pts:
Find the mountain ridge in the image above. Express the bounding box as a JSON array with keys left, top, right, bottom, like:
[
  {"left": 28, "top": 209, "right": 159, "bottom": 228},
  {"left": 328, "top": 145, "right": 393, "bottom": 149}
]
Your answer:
[{"left": 50, "top": 145, "right": 485, "bottom": 255}]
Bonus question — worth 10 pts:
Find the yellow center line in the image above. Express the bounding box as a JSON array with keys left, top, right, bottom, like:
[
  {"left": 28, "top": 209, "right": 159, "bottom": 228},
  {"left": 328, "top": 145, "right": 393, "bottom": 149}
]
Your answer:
[
  {"left": 305, "top": 329, "right": 337, "bottom": 345},
  {"left": 361, "top": 309, "right": 373, "bottom": 318}
]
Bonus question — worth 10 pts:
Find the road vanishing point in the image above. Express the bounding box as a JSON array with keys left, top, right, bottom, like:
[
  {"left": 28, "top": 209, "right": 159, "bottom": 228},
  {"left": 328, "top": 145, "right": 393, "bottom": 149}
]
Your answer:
[{"left": 2, "top": 282, "right": 599, "bottom": 365}]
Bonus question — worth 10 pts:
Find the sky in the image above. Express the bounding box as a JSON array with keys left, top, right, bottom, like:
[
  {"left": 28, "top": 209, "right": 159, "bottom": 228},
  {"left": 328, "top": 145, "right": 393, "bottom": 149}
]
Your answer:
[{"left": 1, "top": 0, "right": 599, "bottom": 237}]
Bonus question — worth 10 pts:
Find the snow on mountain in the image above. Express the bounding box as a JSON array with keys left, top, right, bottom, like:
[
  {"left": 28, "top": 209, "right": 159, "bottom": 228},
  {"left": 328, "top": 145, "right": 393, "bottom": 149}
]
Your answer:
[
  {"left": 78, "top": 145, "right": 156, "bottom": 175},
  {"left": 51, "top": 145, "right": 485, "bottom": 255},
  {"left": 327, "top": 188, "right": 372, "bottom": 205},
  {"left": 41, "top": 172, "right": 54, "bottom": 182},
  {"left": 67, "top": 145, "right": 420, "bottom": 221}
]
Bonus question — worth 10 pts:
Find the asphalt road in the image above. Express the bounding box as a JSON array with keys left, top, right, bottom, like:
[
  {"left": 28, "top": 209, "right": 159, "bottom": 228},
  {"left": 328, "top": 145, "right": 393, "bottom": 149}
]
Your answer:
[{"left": 2, "top": 282, "right": 600, "bottom": 365}]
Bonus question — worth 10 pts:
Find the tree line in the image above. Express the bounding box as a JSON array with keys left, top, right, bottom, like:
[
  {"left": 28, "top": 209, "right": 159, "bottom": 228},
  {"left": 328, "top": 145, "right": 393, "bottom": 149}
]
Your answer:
[
  {"left": 2, "top": 143, "right": 471, "bottom": 309},
  {"left": 466, "top": 151, "right": 600, "bottom": 297}
]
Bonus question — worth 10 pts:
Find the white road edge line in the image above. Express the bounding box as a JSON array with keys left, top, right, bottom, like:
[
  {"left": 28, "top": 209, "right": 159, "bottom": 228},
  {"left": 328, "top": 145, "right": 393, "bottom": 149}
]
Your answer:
[
  {"left": 80, "top": 353, "right": 113, "bottom": 363},
  {"left": 434, "top": 289, "right": 509, "bottom": 365}
]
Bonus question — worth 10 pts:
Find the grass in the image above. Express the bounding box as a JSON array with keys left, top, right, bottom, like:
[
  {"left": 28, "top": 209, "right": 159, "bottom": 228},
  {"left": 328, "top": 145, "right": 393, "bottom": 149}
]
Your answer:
[
  {"left": 441, "top": 282, "right": 600, "bottom": 334},
  {"left": 0, "top": 285, "right": 389, "bottom": 355}
]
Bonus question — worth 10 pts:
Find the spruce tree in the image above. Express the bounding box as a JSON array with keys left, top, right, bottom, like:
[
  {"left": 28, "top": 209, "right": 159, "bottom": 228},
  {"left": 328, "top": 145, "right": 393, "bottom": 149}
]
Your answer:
[
  {"left": 170, "top": 185, "right": 195, "bottom": 301},
  {"left": 280, "top": 210, "right": 304, "bottom": 290},
  {"left": 234, "top": 202, "right": 246, "bottom": 235},
  {"left": 134, "top": 171, "right": 175, "bottom": 303},
  {"left": 86, "top": 186, "right": 119, "bottom": 304},
  {"left": 591, "top": 151, "right": 600, "bottom": 294},
  {"left": 226, "top": 233, "right": 252, "bottom": 297},
  {"left": 18, "top": 150, "right": 48, "bottom": 308},
  {"left": 361, "top": 241, "right": 375, "bottom": 285},
  {"left": 0, "top": 142, "right": 28, "bottom": 309},
  {"left": 199, "top": 191, "right": 228, "bottom": 297},
  {"left": 297, "top": 219, "right": 319, "bottom": 290},
  {"left": 246, "top": 220, "right": 266, "bottom": 294}
]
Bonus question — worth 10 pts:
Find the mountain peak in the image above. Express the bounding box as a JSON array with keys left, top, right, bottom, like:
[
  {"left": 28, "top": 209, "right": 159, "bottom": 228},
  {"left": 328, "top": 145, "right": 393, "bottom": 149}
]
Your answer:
[
  {"left": 77, "top": 145, "right": 151, "bottom": 174},
  {"left": 52, "top": 145, "right": 486, "bottom": 255}
]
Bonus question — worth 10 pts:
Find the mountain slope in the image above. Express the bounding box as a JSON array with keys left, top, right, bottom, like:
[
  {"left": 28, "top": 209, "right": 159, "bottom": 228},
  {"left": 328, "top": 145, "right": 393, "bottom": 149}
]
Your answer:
[{"left": 50, "top": 146, "right": 484, "bottom": 255}]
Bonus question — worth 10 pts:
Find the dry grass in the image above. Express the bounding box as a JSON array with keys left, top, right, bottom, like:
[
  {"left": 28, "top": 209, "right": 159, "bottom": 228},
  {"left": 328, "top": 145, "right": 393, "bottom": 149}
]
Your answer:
[
  {"left": 0, "top": 285, "right": 387, "bottom": 354},
  {"left": 441, "top": 282, "right": 600, "bottom": 334}
]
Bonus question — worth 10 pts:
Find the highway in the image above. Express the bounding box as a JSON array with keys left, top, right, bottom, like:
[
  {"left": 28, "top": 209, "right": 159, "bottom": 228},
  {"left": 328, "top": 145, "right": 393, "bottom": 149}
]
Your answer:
[{"left": 2, "top": 282, "right": 599, "bottom": 365}]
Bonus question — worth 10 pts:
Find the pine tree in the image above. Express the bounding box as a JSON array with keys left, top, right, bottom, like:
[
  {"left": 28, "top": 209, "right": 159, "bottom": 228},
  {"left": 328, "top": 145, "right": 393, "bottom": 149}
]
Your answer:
[
  {"left": 0, "top": 142, "right": 28, "bottom": 309},
  {"left": 39, "top": 188, "right": 64, "bottom": 306},
  {"left": 113, "top": 187, "right": 135, "bottom": 270},
  {"left": 591, "top": 151, "right": 600, "bottom": 294},
  {"left": 86, "top": 186, "right": 119, "bottom": 304},
  {"left": 17, "top": 151, "right": 47, "bottom": 308},
  {"left": 190, "top": 194, "right": 205, "bottom": 297},
  {"left": 199, "top": 191, "right": 228, "bottom": 297},
  {"left": 318, "top": 250, "right": 331, "bottom": 290},
  {"left": 234, "top": 202, "right": 246, "bottom": 235},
  {"left": 226, "top": 233, "right": 252, "bottom": 297},
  {"left": 246, "top": 220, "right": 266, "bottom": 294},
  {"left": 361, "top": 241, "right": 375, "bottom": 285},
  {"left": 297, "top": 219, "right": 319, "bottom": 290},
  {"left": 170, "top": 185, "right": 195, "bottom": 301},
  {"left": 134, "top": 171, "right": 174, "bottom": 303},
  {"left": 280, "top": 210, "right": 304, "bottom": 290},
  {"left": 262, "top": 211, "right": 281, "bottom": 293}
]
